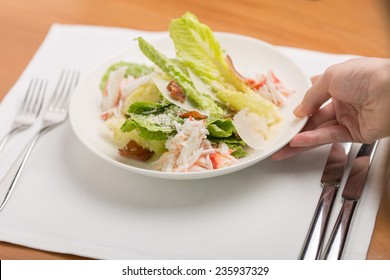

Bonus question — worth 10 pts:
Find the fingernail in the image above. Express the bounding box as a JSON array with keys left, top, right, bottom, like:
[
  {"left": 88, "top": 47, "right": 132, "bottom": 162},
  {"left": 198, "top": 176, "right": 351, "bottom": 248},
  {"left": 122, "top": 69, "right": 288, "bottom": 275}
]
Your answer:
[{"left": 293, "top": 105, "right": 303, "bottom": 117}]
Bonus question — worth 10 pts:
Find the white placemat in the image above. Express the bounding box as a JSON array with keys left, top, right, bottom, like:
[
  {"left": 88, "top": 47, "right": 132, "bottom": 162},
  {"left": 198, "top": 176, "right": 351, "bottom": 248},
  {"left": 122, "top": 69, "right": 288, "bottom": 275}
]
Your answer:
[{"left": 0, "top": 24, "right": 388, "bottom": 260}]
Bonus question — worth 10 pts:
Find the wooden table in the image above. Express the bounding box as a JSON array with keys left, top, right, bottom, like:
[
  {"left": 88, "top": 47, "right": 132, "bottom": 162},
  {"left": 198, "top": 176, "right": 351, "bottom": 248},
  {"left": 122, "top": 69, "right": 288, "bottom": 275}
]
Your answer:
[{"left": 0, "top": 0, "right": 389, "bottom": 260}]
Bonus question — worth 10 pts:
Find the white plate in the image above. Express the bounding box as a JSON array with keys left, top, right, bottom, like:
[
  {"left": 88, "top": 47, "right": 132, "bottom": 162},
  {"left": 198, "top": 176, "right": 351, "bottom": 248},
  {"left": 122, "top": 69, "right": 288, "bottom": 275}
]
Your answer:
[{"left": 69, "top": 33, "right": 310, "bottom": 179}]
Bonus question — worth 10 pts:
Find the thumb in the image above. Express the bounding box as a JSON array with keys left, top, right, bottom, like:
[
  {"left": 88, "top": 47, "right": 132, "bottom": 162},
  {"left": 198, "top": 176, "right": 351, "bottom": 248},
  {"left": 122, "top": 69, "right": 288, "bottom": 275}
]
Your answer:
[{"left": 294, "top": 74, "right": 331, "bottom": 118}]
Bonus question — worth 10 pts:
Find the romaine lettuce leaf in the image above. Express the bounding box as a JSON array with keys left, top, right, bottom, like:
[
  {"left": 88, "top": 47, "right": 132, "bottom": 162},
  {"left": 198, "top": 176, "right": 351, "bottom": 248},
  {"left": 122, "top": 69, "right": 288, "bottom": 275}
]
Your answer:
[
  {"left": 217, "top": 89, "right": 281, "bottom": 124},
  {"left": 169, "top": 12, "right": 253, "bottom": 94},
  {"left": 121, "top": 119, "right": 169, "bottom": 141},
  {"left": 207, "top": 119, "right": 235, "bottom": 138},
  {"left": 230, "top": 146, "right": 247, "bottom": 158},
  {"left": 206, "top": 118, "right": 247, "bottom": 158},
  {"left": 105, "top": 116, "right": 166, "bottom": 154},
  {"left": 121, "top": 104, "right": 183, "bottom": 142},
  {"left": 127, "top": 101, "right": 166, "bottom": 115},
  {"left": 207, "top": 134, "right": 247, "bottom": 158}
]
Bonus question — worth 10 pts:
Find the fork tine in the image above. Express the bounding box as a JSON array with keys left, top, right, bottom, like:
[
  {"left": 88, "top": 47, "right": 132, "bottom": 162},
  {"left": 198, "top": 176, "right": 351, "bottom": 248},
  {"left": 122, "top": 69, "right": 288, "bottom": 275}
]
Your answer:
[
  {"left": 21, "top": 78, "right": 46, "bottom": 117},
  {"left": 59, "top": 70, "right": 79, "bottom": 111},
  {"left": 48, "top": 70, "right": 67, "bottom": 111},
  {"left": 31, "top": 80, "right": 47, "bottom": 117},
  {"left": 55, "top": 70, "right": 71, "bottom": 111},
  {"left": 35, "top": 81, "right": 47, "bottom": 116},
  {"left": 0, "top": 78, "right": 47, "bottom": 153},
  {"left": 50, "top": 69, "right": 79, "bottom": 112},
  {"left": 21, "top": 79, "right": 38, "bottom": 114}
]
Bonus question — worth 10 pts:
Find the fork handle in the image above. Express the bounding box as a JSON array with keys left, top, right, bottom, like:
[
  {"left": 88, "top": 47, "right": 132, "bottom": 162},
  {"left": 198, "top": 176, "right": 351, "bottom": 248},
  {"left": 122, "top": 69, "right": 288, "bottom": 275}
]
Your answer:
[
  {"left": 0, "top": 126, "right": 27, "bottom": 153},
  {"left": 0, "top": 131, "right": 42, "bottom": 211}
]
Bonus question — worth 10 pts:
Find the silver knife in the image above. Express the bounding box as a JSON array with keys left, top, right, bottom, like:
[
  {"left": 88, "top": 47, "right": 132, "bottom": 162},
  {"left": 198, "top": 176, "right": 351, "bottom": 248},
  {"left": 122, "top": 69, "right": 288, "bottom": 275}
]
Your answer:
[
  {"left": 299, "top": 142, "right": 352, "bottom": 259},
  {"left": 322, "top": 140, "right": 379, "bottom": 260}
]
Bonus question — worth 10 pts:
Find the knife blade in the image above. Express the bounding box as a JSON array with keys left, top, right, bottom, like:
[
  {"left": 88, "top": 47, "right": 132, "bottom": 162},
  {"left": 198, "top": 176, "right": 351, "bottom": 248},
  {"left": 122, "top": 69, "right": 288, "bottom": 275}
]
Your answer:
[
  {"left": 299, "top": 142, "right": 352, "bottom": 260},
  {"left": 322, "top": 140, "right": 379, "bottom": 260}
]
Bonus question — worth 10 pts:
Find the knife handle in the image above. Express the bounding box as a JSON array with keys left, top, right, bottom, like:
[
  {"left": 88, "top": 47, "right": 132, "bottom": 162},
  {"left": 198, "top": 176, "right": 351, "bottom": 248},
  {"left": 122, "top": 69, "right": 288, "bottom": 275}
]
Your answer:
[
  {"left": 321, "top": 199, "right": 357, "bottom": 260},
  {"left": 299, "top": 184, "right": 338, "bottom": 260}
]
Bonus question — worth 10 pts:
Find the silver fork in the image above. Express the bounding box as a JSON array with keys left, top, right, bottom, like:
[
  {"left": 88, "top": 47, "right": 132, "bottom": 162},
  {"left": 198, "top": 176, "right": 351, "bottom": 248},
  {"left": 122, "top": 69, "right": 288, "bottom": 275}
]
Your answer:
[
  {"left": 0, "top": 79, "right": 46, "bottom": 152},
  {"left": 0, "top": 70, "right": 79, "bottom": 211}
]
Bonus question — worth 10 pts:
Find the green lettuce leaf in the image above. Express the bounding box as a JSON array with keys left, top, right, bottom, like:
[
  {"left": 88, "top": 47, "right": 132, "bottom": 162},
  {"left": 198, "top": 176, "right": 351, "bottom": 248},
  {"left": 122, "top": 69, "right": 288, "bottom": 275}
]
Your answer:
[
  {"left": 206, "top": 118, "right": 247, "bottom": 158},
  {"left": 230, "top": 146, "right": 247, "bottom": 158},
  {"left": 121, "top": 119, "right": 170, "bottom": 141},
  {"left": 207, "top": 134, "right": 247, "bottom": 158},
  {"left": 121, "top": 119, "right": 169, "bottom": 141},
  {"left": 207, "top": 119, "right": 235, "bottom": 138},
  {"left": 121, "top": 104, "right": 183, "bottom": 141},
  {"left": 120, "top": 118, "right": 138, "bottom": 133},
  {"left": 106, "top": 116, "right": 166, "bottom": 154},
  {"left": 127, "top": 101, "right": 166, "bottom": 115}
]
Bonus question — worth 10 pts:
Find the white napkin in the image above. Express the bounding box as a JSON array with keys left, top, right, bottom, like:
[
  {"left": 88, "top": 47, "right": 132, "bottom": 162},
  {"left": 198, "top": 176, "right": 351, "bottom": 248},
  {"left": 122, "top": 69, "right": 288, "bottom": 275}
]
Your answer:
[{"left": 0, "top": 24, "right": 388, "bottom": 260}]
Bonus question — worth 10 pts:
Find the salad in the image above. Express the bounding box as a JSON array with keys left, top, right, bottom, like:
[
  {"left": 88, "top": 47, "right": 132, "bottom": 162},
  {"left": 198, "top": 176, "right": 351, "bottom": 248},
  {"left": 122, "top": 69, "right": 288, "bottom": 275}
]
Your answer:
[{"left": 99, "top": 12, "right": 293, "bottom": 172}]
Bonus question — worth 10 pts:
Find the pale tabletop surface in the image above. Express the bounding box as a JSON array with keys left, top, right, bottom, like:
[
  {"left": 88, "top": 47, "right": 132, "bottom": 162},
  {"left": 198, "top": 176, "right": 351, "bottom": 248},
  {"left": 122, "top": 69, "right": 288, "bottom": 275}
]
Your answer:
[{"left": 0, "top": 0, "right": 389, "bottom": 260}]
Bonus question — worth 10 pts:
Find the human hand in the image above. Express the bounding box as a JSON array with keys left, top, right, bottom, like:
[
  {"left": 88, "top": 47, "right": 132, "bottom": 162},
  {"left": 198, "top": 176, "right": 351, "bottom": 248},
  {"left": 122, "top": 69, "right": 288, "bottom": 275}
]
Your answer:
[{"left": 272, "top": 57, "right": 390, "bottom": 160}]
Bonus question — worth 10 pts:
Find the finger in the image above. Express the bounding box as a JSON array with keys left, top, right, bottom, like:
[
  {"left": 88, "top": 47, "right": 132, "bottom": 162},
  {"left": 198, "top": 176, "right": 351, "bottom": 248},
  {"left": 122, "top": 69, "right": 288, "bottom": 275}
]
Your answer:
[
  {"left": 310, "top": 74, "right": 322, "bottom": 84},
  {"left": 316, "top": 119, "right": 339, "bottom": 129},
  {"left": 272, "top": 104, "right": 337, "bottom": 161},
  {"left": 273, "top": 122, "right": 342, "bottom": 160},
  {"left": 294, "top": 74, "right": 332, "bottom": 118},
  {"left": 289, "top": 125, "right": 353, "bottom": 147},
  {"left": 299, "top": 102, "right": 335, "bottom": 132},
  {"left": 271, "top": 145, "right": 318, "bottom": 161}
]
